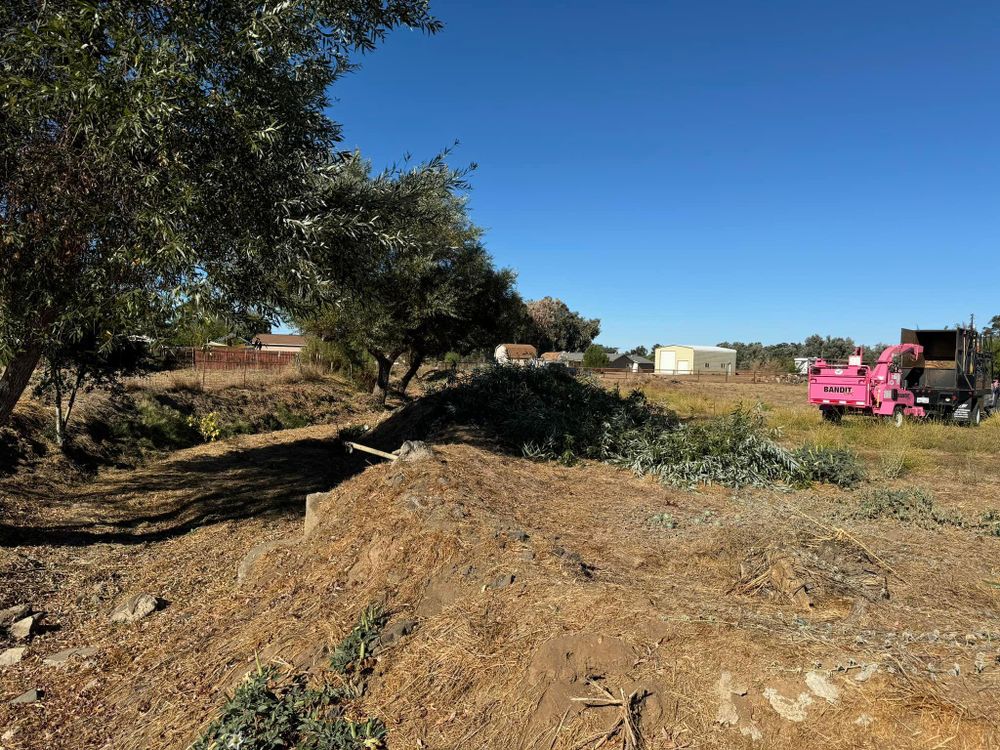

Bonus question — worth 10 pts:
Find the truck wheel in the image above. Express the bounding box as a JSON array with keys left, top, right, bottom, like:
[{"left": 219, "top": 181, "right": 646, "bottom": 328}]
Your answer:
[
  {"left": 971, "top": 402, "right": 982, "bottom": 427},
  {"left": 892, "top": 406, "right": 904, "bottom": 428},
  {"left": 822, "top": 407, "right": 842, "bottom": 424}
]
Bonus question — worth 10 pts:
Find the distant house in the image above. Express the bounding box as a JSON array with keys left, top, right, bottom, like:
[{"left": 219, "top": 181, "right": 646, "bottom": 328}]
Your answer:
[
  {"left": 252, "top": 333, "right": 307, "bottom": 353},
  {"left": 608, "top": 353, "right": 654, "bottom": 372},
  {"left": 495, "top": 343, "right": 538, "bottom": 365},
  {"left": 654, "top": 345, "right": 736, "bottom": 375},
  {"left": 540, "top": 351, "right": 584, "bottom": 365}
]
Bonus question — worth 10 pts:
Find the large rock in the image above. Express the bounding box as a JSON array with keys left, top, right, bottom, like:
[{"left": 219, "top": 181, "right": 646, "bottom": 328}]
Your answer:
[
  {"left": 10, "top": 688, "right": 41, "bottom": 705},
  {"left": 0, "top": 604, "right": 30, "bottom": 624},
  {"left": 304, "top": 492, "right": 331, "bottom": 537},
  {"left": 10, "top": 616, "right": 35, "bottom": 641},
  {"left": 43, "top": 647, "right": 98, "bottom": 667},
  {"left": 0, "top": 647, "right": 26, "bottom": 666},
  {"left": 236, "top": 538, "right": 295, "bottom": 584},
  {"left": 395, "top": 440, "right": 435, "bottom": 463},
  {"left": 109, "top": 594, "right": 160, "bottom": 624}
]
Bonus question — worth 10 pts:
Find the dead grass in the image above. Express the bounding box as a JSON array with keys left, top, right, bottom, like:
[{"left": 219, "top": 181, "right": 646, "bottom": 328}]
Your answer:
[{"left": 2, "top": 379, "right": 999, "bottom": 749}]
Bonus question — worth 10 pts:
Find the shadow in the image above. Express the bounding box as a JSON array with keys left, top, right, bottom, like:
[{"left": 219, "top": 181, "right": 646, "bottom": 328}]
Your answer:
[
  {"left": 0, "top": 436, "right": 373, "bottom": 548},
  {"left": 0, "top": 391, "right": 450, "bottom": 550}
]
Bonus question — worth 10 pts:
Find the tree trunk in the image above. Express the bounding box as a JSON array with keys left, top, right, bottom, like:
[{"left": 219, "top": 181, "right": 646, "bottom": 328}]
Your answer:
[
  {"left": 0, "top": 345, "right": 44, "bottom": 426},
  {"left": 370, "top": 351, "right": 398, "bottom": 406},
  {"left": 398, "top": 352, "right": 425, "bottom": 395}
]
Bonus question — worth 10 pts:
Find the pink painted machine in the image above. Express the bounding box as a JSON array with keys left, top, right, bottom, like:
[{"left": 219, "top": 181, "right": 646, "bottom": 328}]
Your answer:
[{"left": 807, "top": 344, "right": 926, "bottom": 425}]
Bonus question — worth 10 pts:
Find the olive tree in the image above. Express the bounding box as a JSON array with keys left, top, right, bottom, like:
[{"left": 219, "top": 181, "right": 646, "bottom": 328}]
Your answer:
[
  {"left": 301, "top": 156, "right": 520, "bottom": 404},
  {"left": 523, "top": 297, "right": 600, "bottom": 353},
  {"left": 0, "top": 0, "right": 439, "bottom": 424}
]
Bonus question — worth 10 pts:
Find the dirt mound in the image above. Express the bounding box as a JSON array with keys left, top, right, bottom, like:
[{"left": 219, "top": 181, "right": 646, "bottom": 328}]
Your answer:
[{"left": 4, "top": 438, "right": 997, "bottom": 749}]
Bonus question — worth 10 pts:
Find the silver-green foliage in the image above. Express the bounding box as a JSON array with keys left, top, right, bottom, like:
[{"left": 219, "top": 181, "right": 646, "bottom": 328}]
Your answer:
[{"left": 443, "top": 367, "right": 863, "bottom": 489}]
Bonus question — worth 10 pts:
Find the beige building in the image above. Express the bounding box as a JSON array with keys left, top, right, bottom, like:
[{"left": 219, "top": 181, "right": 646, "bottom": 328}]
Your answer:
[
  {"left": 654, "top": 345, "right": 736, "bottom": 375},
  {"left": 252, "top": 333, "right": 307, "bottom": 353}
]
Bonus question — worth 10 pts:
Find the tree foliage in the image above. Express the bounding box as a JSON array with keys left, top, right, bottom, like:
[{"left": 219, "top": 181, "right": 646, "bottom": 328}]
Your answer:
[
  {"left": 0, "top": 0, "right": 440, "bottom": 423},
  {"left": 582, "top": 344, "right": 610, "bottom": 368},
  {"left": 521, "top": 297, "right": 600, "bottom": 353},
  {"left": 300, "top": 156, "right": 522, "bottom": 403}
]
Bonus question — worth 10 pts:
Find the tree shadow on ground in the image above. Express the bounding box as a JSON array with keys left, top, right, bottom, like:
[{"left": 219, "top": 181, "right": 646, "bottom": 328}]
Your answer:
[
  {"left": 0, "top": 436, "right": 373, "bottom": 548},
  {"left": 0, "top": 390, "right": 449, "bottom": 549}
]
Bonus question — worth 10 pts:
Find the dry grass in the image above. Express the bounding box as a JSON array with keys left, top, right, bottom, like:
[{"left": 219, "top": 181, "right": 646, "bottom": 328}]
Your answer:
[{"left": 2, "top": 379, "right": 999, "bottom": 749}]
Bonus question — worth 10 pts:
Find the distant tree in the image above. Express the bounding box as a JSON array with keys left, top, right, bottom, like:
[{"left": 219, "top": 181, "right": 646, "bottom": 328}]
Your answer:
[
  {"left": 627, "top": 346, "right": 650, "bottom": 359},
  {"left": 522, "top": 298, "right": 600, "bottom": 353},
  {"left": 582, "top": 344, "right": 610, "bottom": 368},
  {"left": 302, "top": 156, "right": 520, "bottom": 404},
  {"left": 0, "top": 0, "right": 440, "bottom": 426}
]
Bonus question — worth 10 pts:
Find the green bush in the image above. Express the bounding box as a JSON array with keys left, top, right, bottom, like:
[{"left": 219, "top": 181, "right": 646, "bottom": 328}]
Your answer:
[
  {"left": 193, "top": 605, "right": 389, "bottom": 750},
  {"left": 443, "top": 351, "right": 461, "bottom": 368},
  {"left": 792, "top": 445, "right": 866, "bottom": 488},
  {"left": 438, "top": 366, "right": 858, "bottom": 489},
  {"left": 582, "top": 344, "right": 610, "bottom": 368},
  {"left": 112, "top": 398, "right": 199, "bottom": 451}
]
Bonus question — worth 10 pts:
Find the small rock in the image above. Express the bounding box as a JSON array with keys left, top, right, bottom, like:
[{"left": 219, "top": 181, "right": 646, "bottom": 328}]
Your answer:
[
  {"left": 486, "top": 573, "right": 515, "bottom": 590},
  {"left": 43, "top": 646, "right": 99, "bottom": 667},
  {"left": 854, "top": 663, "right": 878, "bottom": 682},
  {"left": 10, "top": 616, "right": 35, "bottom": 641},
  {"left": 0, "top": 604, "right": 30, "bottom": 624},
  {"left": 386, "top": 473, "right": 406, "bottom": 488},
  {"left": 520, "top": 549, "right": 535, "bottom": 561},
  {"left": 763, "top": 687, "right": 813, "bottom": 722},
  {"left": 715, "top": 671, "right": 748, "bottom": 726},
  {"left": 378, "top": 620, "right": 416, "bottom": 648},
  {"left": 805, "top": 671, "right": 840, "bottom": 703},
  {"left": 0, "top": 647, "right": 26, "bottom": 666},
  {"left": 507, "top": 529, "right": 529, "bottom": 543},
  {"left": 739, "top": 724, "right": 763, "bottom": 741},
  {"left": 395, "top": 440, "right": 435, "bottom": 463},
  {"left": 109, "top": 593, "right": 160, "bottom": 624},
  {"left": 10, "top": 688, "right": 41, "bottom": 705},
  {"left": 975, "top": 653, "right": 988, "bottom": 674}
]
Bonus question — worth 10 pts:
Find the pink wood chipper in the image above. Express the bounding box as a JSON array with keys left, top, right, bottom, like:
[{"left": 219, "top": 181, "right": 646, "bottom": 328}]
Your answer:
[{"left": 807, "top": 344, "right": 926, "bottom": 426}]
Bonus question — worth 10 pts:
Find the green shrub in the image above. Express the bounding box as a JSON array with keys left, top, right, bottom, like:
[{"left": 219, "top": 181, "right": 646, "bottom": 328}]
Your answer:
[
  {"left": 113, "top": 398, "right": 199, "bottom": 451},
  {"left": 193, "top": 605, "right": 389, "bottom": 750},
  {"left": 438, "top": 366, "right": 857, "bottom": 489},
  {"left": 792, "top": 445, "right": 866, "bottom": 488},
  {"left": 443, "top": 351, "right": 461, "bottom": 368},
  {"left": 582, "top": 344, "right": 610, "bottom": 368}
]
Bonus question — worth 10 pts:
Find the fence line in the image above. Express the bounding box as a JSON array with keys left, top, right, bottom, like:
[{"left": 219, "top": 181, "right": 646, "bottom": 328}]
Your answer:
[{"left": 574, "top": 367, "right": 795, "bottom": 383}]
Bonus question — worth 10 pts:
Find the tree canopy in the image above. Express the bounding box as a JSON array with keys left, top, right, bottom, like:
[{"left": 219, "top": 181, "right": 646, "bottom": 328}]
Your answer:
[
  {"left": 0, "top": 0, "right": 440, "bottom": 423},
  {"left": 522, "top": 297, "right": 600, "bottom": 353},
  {"left": 299, "top": 156, "right": 522, "bottom": 403}
]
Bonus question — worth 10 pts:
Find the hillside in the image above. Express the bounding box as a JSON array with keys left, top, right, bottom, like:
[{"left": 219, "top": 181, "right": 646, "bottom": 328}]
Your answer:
[{"left": 1, "top": 374, "right": 999, "bottom": 749}]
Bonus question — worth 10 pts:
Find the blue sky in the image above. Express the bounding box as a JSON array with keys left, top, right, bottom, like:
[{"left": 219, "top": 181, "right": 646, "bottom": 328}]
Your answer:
[{"left": 327, "top": 0, "right": 1000, "bottom": 350}]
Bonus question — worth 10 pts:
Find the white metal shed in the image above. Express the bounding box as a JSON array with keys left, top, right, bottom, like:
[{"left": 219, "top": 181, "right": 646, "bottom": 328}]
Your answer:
[{"left": 654, "top": 345, "right": 736, "bottom": 375}]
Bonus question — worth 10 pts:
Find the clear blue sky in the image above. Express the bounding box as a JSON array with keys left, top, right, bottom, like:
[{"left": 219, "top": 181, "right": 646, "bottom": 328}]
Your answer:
[{"left": 328, "top": 0, "right": 1000, "bottom": 350}]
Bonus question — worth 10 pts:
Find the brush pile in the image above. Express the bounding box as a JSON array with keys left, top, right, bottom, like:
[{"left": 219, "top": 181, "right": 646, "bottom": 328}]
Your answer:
[{"left": 439, "top": 366, "right": 862, "bottom": 488}]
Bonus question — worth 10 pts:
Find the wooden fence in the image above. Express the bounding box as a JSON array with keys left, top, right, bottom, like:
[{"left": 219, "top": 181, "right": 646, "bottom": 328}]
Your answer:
[{"left": 192, "top": 347, "right": 299, "bottom": 371}]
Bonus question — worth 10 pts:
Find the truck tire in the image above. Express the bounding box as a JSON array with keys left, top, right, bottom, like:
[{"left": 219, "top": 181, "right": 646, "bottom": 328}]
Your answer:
[
  {"left": 892, "top": 406, "right": 904, "bottom": 428},
  {"left": 822, "top": 407, "right": 842, "bottom": 424},
  {"left": 971, "top": 401, "right": 982, "bottom": 427}
]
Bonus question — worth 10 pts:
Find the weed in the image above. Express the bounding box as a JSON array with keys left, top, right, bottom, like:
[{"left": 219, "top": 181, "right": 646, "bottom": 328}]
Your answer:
[
  {"left": 187, "top": 412, "right": 222, "bottom": 443},
  {"left": 112, "top": 398, "right": 199, "bottom": 451},
  {"left": 852, "top": 487, "right": 962, "bottom": 528},
  {"left": 792, "top": 445, "right": 866, "bottom": 488},
  {"left": 329, "top": 603, "right": 387, "bottom": 675},
  {"left": 649, "top": 512, "right": 677, "bottom": 529},
  {"left": 193, "top": 605, "right": 389, "bottom": 750}
]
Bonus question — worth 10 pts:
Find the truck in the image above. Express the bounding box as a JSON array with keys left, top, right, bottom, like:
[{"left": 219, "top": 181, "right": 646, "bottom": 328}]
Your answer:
[
  {"left": 807, "top": 327, "right": 995, "bottom": 426},
  {"left": 899, "top": 327, "right": 995, "bottom": 426}
]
